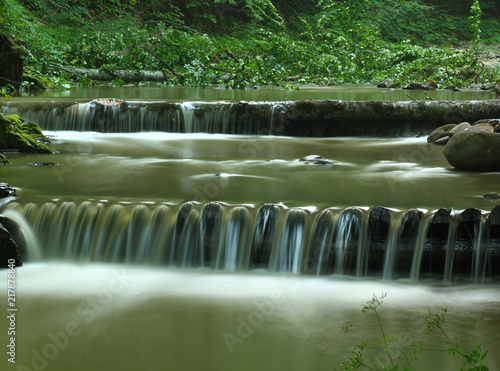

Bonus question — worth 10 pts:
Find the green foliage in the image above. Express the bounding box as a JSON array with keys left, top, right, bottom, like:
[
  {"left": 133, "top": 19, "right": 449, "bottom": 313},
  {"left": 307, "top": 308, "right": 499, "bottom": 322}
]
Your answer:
[
  {"left": 339, "top": 293, "right": 491, "bottom": 371},
  {"left": 1, "top": 0, "right": 499, "bottom": 90},
  {"left": 469, "top": 0, "right": 482, "bottom": 53}
]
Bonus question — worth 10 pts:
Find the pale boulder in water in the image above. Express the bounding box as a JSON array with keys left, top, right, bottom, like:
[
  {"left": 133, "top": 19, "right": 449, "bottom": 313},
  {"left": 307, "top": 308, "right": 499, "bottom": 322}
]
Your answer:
[{"left": 443, "top": 130, "right": 500, "bottom": 171}]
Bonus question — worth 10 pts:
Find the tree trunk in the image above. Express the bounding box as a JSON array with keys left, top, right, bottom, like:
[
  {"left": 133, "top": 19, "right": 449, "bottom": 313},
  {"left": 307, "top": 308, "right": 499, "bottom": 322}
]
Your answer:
[{"left": 0, "top": 33, "right": 23, "bottom": 89}]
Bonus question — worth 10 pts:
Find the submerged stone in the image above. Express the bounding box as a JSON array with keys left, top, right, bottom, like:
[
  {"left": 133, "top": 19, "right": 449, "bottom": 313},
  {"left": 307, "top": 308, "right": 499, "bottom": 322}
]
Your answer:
[{"left": 483, "top": 192, "right": 500, "bottom": 200}]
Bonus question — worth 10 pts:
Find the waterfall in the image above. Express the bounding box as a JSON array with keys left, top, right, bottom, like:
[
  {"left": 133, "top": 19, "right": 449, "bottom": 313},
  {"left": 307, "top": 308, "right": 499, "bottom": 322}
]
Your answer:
[
  {"left": 2, "top": 99, "right": 445, "bottom": 136},
  {"left": 2, "top": 201, "right": 499, "bottom": 283},
  {"left": 3, "top": 100, "right": 280, "bottom": 134}
]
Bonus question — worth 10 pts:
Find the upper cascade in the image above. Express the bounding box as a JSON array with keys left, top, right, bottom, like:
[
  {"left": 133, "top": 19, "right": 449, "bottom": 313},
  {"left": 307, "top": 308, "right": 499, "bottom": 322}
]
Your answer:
[{"left": 4, "top": 99, "right": 500, "bottom": 137}]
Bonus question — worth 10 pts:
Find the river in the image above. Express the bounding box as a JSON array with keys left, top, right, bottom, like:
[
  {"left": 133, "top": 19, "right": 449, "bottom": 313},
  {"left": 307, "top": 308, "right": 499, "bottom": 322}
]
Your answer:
[{"left": 1, "top": 84, "right": 499, "bottom": 371}]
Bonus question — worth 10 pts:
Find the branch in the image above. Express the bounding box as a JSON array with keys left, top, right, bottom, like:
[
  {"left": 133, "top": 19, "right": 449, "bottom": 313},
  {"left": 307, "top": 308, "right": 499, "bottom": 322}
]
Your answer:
[
  {"left": 99, "top": 19, "right": 240, "bottom": 63},
  {"left": 144, "top": 48, "right": 185, "bottom": 85}
]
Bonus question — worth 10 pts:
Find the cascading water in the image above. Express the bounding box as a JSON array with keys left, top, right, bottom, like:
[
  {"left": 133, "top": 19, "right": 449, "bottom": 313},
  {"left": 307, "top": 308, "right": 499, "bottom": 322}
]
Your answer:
[
  {"left": 2, "top": 89, "right": 500, "bottom": 371},
  {"left": 4, "top": 201, "right": 499, "bottom": 283}
]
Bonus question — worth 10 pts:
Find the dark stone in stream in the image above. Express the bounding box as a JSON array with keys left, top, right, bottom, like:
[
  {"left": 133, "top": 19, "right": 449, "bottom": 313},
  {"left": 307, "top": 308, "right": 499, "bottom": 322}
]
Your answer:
[
  {"left": 377, "top": 79, "right": 397, "bottom": 88},
  {"left": 0, "top": 220, "right": 23, "bottom": 268},
  {"left": 299, "top": 155, "right": 335, "bottom": 165},
  {"left": 483, "top": 192, "right": 500, "bottom": 200},
  {"left": 427, "top": 123, "right": 456, "bottom": 144},
  {"left": 0, "top": 183, "right": 16, "bottom": 198},
  {"left": 404, "top": 82, "right": 436, "bottom": 90},
  {"left": 443, "top": 130, "right": 500, "bottom": 171},
  {"left": 29, "top": 161, "right": 59, "bottom": 166}
]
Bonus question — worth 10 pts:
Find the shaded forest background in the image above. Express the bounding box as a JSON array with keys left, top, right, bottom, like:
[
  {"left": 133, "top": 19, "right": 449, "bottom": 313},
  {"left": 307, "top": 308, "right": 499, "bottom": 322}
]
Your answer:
[{"left": 1, "top": 0, "right": 500, "bottom": 90}]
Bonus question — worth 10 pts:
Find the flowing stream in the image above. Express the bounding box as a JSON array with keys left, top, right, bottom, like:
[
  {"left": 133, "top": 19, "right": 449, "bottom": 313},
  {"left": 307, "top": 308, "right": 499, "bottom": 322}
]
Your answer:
[{"left": 1, "top": 85, "right": 499, "bottom": 371}]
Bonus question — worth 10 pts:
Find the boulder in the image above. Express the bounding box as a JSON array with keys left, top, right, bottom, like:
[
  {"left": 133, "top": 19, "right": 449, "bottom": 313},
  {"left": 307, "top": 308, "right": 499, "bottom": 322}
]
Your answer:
[
  {"left": 0, "top": 114, "right": 54, "bottom": 153},
  {"left": 427, "top": 124, "right": 456, "bottom": 144},
  {"left": 0, "top": 221, "right": 23, "bottom": 268},
  {"left": 449, "top": 122, "right": 471, "bottom": 135},
  {"left": 443, "top": 130, "right": 500, "bottom": 171},
  {"left": 470, "top": 123, "right": 495, "bottom": 133}
]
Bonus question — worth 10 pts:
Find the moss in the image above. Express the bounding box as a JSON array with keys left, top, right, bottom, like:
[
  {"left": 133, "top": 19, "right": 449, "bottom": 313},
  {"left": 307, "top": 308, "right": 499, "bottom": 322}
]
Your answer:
[
  {"left": 4, "top": 114, "right": 25, "bottom": 125},
  {"left": 22, "top": 72, "right": 52, "bottom": 90},
  {"left": 24, "top": 121, "right": 44, "bottom": 136},
  {"left": 0, "top": 113, "right": 54, "bottom": 153}
]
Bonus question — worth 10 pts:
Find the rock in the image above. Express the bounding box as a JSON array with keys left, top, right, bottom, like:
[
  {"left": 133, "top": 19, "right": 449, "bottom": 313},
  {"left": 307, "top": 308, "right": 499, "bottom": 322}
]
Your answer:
[
  {"left": 305, "top": 158, "right": 334, "bottom": 165},
  {"left": 483, "top": 192, "right": 500, "bottom": 200},
  {"left": 0, "top": 221, "right": 23, "bottom": 268},
  {"left": 0, "top": 33, "right": 23, "bottom": 90},
  {"left": 29, "top": 161, "right": 59, "bottom": 166},
  {"left": 0, "top": 154, "right": 9, "bottom": 165},
  {"left": 91, "top": 98, "right": 124, "bottom": 107},
  {"left": 445, "top": 85, "right": 460, "bottom": 91},
  {"left": 377, "top": 79, "right": 397, "bottom": 88},
  {"left": 426, "top": 80, "right": 438, "bottom": 89},
  {"left": 299, "top": 155, "right": 335, "bottom": 165},
  {"left": 404, "top": 82, "right": 434, "bottom": 90},
  {"left": 0, "top": 183, "right": 16, "bottom": 198},
  {"left": 469, "top": 123, "right": 494, "bottom": 133},
  {"left": 472, "top": 118, "right": 499, "bottom": 127},
  {"left": 299, "top": 155, "right": 323, "bottom": 161},
  {"left": 450, "top": 122, "right": 471, "bottom": 135},
  {"left": 433, "top": 136, "right": 450, "bottom": 145},
  {"left": 443, "top": 131, "right": 500, "bottom": 171},
  {"left": 427, "top": 124, "right": 456, "bottom": 144},
  {"left": 0, "top": 113, "right": 54, "bottom": 153}
]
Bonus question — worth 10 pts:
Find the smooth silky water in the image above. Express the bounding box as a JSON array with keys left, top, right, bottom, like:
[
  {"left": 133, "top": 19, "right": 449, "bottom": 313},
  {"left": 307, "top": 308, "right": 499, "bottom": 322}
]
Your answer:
[{"left": 1, "top": 86, "right": 500, "bottom": 371}]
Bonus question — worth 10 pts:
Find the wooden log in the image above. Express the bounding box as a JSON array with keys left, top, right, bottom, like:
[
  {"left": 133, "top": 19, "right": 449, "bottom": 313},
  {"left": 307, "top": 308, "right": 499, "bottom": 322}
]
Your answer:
[{"left": 64, "top": 68, "right": 168, "bottom": 82}]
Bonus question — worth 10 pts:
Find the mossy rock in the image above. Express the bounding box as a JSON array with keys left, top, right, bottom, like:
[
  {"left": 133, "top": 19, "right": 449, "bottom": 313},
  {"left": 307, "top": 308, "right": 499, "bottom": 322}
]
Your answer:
[
  {"left": 0, "top": 154, "right": 9, "bottom": 165},
  {"left": 22, "top": 72, "right": 51, "bottom": 91},
  {"left": 0, "top": 114, "right": 54, "bottom": 153}
]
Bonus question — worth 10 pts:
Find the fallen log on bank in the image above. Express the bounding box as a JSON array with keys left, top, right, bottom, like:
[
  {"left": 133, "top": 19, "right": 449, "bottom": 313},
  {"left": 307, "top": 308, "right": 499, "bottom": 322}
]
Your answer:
[
  {"left": 3, "top": 98, "right": 500, "bottom": 137},
  {"left": 62, "top": 67, "right": 169, "bottom": 83}
]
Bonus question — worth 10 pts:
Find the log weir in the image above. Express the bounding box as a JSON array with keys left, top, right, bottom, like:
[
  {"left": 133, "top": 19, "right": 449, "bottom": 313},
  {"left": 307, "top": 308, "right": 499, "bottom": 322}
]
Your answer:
[
  {"left": 4, "top": 201, "right": 500, "bottom": 283},
  {"left": 4, "top": 99, "right": 500, "bottom": 136}
]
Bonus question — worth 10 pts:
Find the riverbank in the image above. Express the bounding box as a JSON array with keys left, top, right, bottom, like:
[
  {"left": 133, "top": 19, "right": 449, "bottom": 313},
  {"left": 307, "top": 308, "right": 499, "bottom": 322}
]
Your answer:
[{"left": 1, "top": 0, "right": 500, "bottom": 93}]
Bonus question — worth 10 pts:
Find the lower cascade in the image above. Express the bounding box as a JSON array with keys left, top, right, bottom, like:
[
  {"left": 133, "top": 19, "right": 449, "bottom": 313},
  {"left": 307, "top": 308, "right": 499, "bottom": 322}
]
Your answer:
[{"left": 4, "top": 201, "right": 500, "bottom": 284}]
